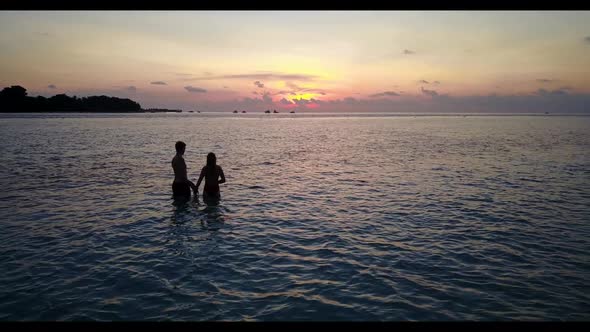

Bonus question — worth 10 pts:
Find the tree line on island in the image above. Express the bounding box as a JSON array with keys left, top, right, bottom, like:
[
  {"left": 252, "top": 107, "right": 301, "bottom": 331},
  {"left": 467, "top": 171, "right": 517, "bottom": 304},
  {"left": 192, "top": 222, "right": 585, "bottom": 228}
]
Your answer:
[
  {"left": 0, "top": 85, "right": 297, "bottom": 113},
  {"left": 0, "top": 85, "right": 183, "bottom": 113}
]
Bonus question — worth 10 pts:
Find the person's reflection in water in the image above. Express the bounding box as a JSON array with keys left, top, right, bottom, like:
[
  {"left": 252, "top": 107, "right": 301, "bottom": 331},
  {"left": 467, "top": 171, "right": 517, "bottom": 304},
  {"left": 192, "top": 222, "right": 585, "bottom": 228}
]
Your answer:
[
  {"left": 192, "top": 189, "right": 226, "bottom": 228},
  {"left": 171, "top": 193, "right": 198, "bottom": 224},
  {"left": 194, "top": 152, "right": 226, "bottom": 206}
]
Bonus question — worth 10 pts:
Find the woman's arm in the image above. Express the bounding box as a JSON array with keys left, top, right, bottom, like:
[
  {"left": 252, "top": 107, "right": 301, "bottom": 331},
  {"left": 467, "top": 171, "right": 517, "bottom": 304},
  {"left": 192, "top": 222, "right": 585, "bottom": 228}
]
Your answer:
[
  {"left": 218, "top": 166, "right": 226, "bottom": 184},
  {"left": 195, "top": 167, "right": 205, "bottom": 192}
]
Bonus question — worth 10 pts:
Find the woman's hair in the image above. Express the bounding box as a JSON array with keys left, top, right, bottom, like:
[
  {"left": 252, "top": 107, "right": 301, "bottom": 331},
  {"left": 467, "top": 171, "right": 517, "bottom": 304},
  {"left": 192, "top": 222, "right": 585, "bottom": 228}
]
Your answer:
[{"left": 206, "top": 152, "right": 217, "bottom": 174}]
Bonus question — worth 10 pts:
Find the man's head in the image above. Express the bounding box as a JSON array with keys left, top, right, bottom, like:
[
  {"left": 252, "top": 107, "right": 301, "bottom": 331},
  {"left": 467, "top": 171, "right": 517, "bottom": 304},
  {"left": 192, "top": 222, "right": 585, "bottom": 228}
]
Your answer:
[{"left": 175, "top": 141, "right": 186, "bottom": 155}]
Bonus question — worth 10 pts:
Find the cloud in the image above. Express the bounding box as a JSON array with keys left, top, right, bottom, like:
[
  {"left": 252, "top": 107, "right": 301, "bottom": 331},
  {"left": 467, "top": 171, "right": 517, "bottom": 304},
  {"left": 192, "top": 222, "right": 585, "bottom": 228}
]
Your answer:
[
  {"left": 285, "top": 82, "right": 299, "bottom": 90},
  {"left": 584, "top": 36, "right": 590, "bottom": 44},
  {"left": 536, "top": 88, "right": 569, "bottom": 96},
  {"left": 262, "top": 92, "right": 273, "bottom": 103},
  {"left": 184, "top": 86, "right": 207, "bottom": 93},
  {"left": 344, "top": 97, "right": 358, "bottom": 104},
  {"left": 421, "top": 87, "right": 438, "bottom": 97},
  {"left": 183, "top": 72, "right": 318, "bottom": 82},
  {"left": 174, "top": 73, "right": 193, "bottom": 77},
  {"left": 302, "top": 91, "right": 588, "bottom": 113},
  {"left": 433, "top": 81, "right": 441, "bottom": 85},
  {"left": 126, "top": 86, "right": 137, "bottom": 92},
  {"left": 419, "top": 80, "right": 429, "bottom": 84},
  {"left": 291, "top": 98, "right": 323, "bottom": 108},
  {"left": 252, "top": 91, "right": 259, "bottom": 95},
  {"left": 151, "top": 81, "right": 167, "bottom": 85},
  {"left": 273, "top": 90, "right": 293, "bottom": 96},
  {"left": 280, "top": 81, "right": 327, "bottom": 96},
  {"left": 369, "top": 91, "right": 400, "bottom": 98},
  {"left": 403, "top": 49, "right": 416, "bottom": 55},
  {"left": 254, "top": 81, "right": 265, "bottom": 88},
  {"left": 47, "top": 84, "right": 57, "bottom": 89},
  {"left": 279, "top": 98, "right": 293, "bottom": 105},
  {"left": 536, "top": 78, "right": 558, "bottom": 83},
  {"left": 131, "top": 87, "right": 590, "bottom": 114},
  {"left": 223, "top": 86, "right": 229, "bottom": 89}
]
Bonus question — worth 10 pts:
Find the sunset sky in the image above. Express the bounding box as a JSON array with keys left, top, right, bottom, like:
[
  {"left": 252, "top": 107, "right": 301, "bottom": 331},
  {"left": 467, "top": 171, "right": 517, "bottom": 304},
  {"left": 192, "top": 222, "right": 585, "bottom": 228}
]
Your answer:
[{"left": 1, "top": 11, "right": 590, "bottom": 112}]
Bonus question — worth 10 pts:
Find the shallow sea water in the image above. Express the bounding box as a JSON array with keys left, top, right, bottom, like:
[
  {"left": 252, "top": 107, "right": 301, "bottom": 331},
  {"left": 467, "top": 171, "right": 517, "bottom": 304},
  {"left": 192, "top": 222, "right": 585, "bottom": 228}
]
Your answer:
[{"left": 0, "top": 113, "right": 589, "bottom": 320}]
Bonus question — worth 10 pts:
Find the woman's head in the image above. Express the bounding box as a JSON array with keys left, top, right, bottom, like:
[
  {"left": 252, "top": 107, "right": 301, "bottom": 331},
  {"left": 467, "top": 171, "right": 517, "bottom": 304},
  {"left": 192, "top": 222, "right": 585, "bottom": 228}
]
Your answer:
[{"left": 207, "top": 152, "right": 216, "bottom": 168}]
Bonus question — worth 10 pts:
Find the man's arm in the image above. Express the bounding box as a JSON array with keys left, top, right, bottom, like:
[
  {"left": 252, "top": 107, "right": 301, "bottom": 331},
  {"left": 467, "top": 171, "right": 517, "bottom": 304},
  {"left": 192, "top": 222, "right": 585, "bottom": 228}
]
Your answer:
[
  {"left": 173, "top": 157, "right": 188, "bottom": 182},
  {"left": 175, "top": 158, "right": 196, "bottom": 188},
  {"left": 179, "top": 158, "right": 190, "bottom": 182},
  {"left": 181, "top": 159, "right": 199, "bottom": 192}
]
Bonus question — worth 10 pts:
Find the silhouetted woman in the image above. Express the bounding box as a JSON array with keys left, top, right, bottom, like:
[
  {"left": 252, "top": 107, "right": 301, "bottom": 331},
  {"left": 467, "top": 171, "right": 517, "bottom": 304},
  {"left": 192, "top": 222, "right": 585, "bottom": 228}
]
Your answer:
[{"left": 195, "top": 152, "right": 226, "bottom": 201}]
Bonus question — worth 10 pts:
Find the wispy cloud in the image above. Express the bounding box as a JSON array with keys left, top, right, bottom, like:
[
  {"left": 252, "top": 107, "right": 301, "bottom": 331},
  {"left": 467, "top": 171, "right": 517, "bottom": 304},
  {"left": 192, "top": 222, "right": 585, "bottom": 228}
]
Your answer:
[
  {"left": 403, "top": 49, "right": 416, "bottom": 55},
  {"left": 536, "top": 88, "right": 568, "bottom": 96},
  {"left": 126, "top": 86, "right": 137, "bottom": 92},
  {"left": 47, "top": 84, "right": 57, "bottom": 89},
  {"left": 417, "top": 79, "right": 440, "bottom": 85},
  {"left": 151, "top": 81, "right": 167, "bottom": 85},
  {"left": 273, "top": 90, "right": 292, "bottom": 96},
  {"left": 279, "top": 82, "right": 327, "bottom": 95},
  {"left": 183, "top": 72, "right": 319, "bottom": 82},
  {"left": 223, "top": 86, "right": 229, "bottom": 89},
  {"left": 184, "top": 86, "right": 207, "bottom": 93},
  {"left": 369, "top": 91, "right": 400, "bottom": 98},
  {"left": 584, "top": 36, "right": 590, "bottom": 44},
  {"left": 536, "top": 78, "right": 558, "bottom": 83},
  {"left": 254, "top": 81, "right": 265, "bottom": 88},
  {"left": 421, "top": 87, "right": 438, "bottom": 97}
]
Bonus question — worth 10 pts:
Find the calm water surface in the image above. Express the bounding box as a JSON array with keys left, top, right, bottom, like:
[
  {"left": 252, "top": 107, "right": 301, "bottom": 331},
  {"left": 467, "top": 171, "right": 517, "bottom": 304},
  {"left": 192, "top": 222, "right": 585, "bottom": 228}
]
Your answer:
[{"left": 0, "top": 113, "right": 589, "bottom": 321}]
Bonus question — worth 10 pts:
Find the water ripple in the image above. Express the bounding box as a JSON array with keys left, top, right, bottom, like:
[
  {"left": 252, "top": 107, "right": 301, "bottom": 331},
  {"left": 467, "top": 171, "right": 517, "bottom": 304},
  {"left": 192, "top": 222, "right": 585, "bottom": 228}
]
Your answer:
[{"left": 0, "top": 114, "right": 589, "bottom": 320}]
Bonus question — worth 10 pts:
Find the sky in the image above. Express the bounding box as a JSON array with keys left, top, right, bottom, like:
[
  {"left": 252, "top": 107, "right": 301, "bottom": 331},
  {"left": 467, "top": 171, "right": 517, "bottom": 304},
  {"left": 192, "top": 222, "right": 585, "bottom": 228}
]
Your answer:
[{"left": 1, "top": 11, "right": 590, "bottom": 113}]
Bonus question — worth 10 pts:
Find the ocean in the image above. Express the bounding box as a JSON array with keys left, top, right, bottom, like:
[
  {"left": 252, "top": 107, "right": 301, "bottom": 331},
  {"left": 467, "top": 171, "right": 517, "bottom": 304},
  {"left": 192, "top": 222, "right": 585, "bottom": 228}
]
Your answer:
[{"left": 0, "top": 112, "right": 589, "bottom": 320}]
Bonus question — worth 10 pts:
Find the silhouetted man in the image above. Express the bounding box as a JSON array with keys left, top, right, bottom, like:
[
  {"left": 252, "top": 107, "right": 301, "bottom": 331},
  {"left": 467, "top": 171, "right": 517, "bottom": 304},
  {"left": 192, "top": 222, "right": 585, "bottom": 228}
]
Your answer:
[{"left": 171, "top": 141, "right": 196, "bottom": 198}]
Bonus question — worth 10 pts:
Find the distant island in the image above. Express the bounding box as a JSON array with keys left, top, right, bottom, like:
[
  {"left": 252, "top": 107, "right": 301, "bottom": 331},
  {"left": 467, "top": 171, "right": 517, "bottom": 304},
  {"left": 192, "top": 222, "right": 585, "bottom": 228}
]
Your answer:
[{"left": 0, "top": 85, "right": 181, "bottom": 113}]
